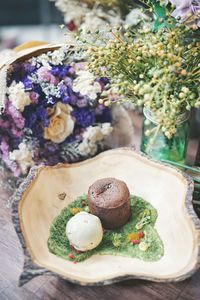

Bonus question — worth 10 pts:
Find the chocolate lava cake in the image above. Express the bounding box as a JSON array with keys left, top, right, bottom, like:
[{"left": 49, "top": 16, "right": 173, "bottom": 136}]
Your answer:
[{"left": 88, "top": 178, "right": 131, "bottom": 229}]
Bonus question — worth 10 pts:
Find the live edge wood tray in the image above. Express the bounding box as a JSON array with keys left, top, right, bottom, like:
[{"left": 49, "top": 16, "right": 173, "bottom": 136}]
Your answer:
[{"left": 12, "top": 148, "right": 200, "bottom": 286}]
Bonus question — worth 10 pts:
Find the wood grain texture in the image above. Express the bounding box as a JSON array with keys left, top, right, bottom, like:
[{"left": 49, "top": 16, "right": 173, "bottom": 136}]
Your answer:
[
  {"left": 14, "top": 148, "right": 200, "bottom": 285},
  {"left": 0, "top": 112, "right": 200, "bottom": 300}
]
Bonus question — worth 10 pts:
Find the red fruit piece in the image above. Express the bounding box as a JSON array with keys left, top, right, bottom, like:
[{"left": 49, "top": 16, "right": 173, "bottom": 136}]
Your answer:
[
  {"left": 70, "top": 245, "right": 82, "bottom": 255},
  {"left": 138, "top": 231, "right": 144, "bottom": 238},
  {"left": 75, "top": 249, "right": 82, "bottom": 255},
  {"left": 68, "top": 253, "right": 75, "bottom": 259},
  {"left": 132, "top": 239, "right": 140, "bottom": 244}
]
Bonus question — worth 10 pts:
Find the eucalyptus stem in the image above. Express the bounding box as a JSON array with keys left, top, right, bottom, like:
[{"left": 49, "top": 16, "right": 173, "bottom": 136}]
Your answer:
[{"left": 161, "top": 159, "right": 200, "bottom": 174}]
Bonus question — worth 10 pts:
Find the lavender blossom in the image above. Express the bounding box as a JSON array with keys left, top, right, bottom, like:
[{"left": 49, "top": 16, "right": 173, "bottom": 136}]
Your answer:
[
  {"left": 170, "top": 0, "right": 200, "bottom": 26},
  {"left": 72, "top": 108, "right": 95, "bottom": 128}
]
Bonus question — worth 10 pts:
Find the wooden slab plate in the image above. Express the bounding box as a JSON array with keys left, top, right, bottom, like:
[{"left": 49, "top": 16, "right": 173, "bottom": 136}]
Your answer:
[{"left": 12, "top": 148, "right": 200, "bottom": 286}]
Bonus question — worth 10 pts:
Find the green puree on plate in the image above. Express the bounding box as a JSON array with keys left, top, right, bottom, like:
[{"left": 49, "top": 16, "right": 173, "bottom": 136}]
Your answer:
[{"left": 48, "top": 195, "right": 164, "bottom": 262}]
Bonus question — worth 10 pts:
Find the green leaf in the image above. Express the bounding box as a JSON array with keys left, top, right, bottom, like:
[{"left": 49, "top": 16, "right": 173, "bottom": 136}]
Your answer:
[
  {"left": 150, "top": 2, "right": 176, "bottom": 31},
  {"left": 153, "top": 3, "right": 167, "bottom": 19}
]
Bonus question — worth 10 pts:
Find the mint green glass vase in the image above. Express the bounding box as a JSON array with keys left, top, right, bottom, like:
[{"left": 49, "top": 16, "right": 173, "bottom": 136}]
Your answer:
[{"left": 140, "top": 108, "right": 189, "bottom": 163}]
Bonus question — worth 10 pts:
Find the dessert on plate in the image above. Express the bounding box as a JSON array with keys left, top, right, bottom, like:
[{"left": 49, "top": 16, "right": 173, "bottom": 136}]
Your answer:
[
  {"left": 48, "top": 177, "right": 164, "bottom": 263},
  {"left": 88, "top": 178, "right": 131, "bottom": 229}
]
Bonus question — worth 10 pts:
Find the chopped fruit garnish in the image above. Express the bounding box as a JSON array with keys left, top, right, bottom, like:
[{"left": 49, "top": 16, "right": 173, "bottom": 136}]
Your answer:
[
  {"left": 75, "top": 249, "right": 82, "bottom": 254},
  {"left": 68, "top": 253, "right": 75, "bottom": 259},
  {"left": 70, "top": 245, "right": 82, "bottom": 254},
  {"left": 127, "top": 232, "right": 140, "bottom": 242},
  {"left": 132, "top": 239, "right": 140, "bottom": 244},
  {"left": 70, "top": 207, "right": 82, "bottom": 215},
  {"left": 138, "top": 231, "right": 144, "bottom": 238},
  {"left": 139, "top": 242, "right": 149, "bottom": 251}
]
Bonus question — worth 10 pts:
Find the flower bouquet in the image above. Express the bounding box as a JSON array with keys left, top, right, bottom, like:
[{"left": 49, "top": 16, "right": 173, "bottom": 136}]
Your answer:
[{"left": 0, "top": 43, "right": 134, "bottom": 195}]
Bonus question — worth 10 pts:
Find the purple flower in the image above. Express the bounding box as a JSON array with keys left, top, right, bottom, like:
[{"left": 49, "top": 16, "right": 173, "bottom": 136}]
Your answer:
[
  {"left": 37, "top": 66, "right": 52, "bottom": 82},
  {"left": 66, "top": 86, "right": 79, "bottom": 105},
  {"left": 51, "top": 66, "right": 60, "bottom": 76},
  {"left": 68, "top": 67, "right": 75, "bottom": 76},
  {"left": 44, "top": 142, "right": 59, "bottom": 153},
  {"left": 64, "top": 76, "right": 73, "bottom": 86},
  {"left": 60, "top": 65, "right": 71, "bottom": 78},
  {"left": 24, "top": 109, "right": 37, "bottom": 128},
  {"left": 72, "top": 108, "right": 95, "bottom": 128},
  {"left": 76, "top": 97, "right": 88, "bottom": 108},
  {"left": 62, "top": 96, "right": 70, "bottom": 104},
  {"left": 11, "top": 126, "right": 23, "bottom": 138},
  {"left": 97, "top": 77, "right": 110, "bottom": 90},
  {"left": 5, "top": 101, "right": 25, "bottom": 129},
  {"left": 36, "top": 106, "right": 49, "bottom": 127},
  {"left": 50, "top": 75, "right": 59, "bottom": 85},
  {"left": 33, "top": 83, "right": 43, "bottom": 95},
  {"left": 0, "top": 119, "right": 10, "bottom": 129},
  {"left": 170, "top": 0, "right": 200, "bottom": 26},
  {"left": 23, "top": 77, "right": 33, "bottom": 90},
  {"left": 0, "top": 140, "right": 9, "bottom": 155},
  {"left": 51, "top": 65, "right": 71, "bottom": 78},
  {"left": 24, "top": 62, "right": 37, "bottom": 73},
  {"left": 29, "top": 91, "right": 40, "bottom": 104}
]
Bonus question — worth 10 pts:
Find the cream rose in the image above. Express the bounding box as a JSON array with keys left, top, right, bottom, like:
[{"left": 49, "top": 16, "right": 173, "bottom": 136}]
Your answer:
[{"left": 44, "top": 102, "right": 75, "bottom": 143}]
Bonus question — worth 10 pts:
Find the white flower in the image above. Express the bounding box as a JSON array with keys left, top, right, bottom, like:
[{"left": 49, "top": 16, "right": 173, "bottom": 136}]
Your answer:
[
  {"left": 80, "top": 8, "right": 122, "bottom": 33},
  {"left": 101, "top": 123, "right": 113, "bottom": 136},
  {"left": 73, "top": 70, "right": 101, "bottom": 100},
  {"left": 9, "top": 143, "right": 34, "bottom": 174},
  {"left": 82, "top": 126, "right": 104, "bottom": 143},
  {"left": 78, "top": 140, "right": 98, "bottom": 156},
  {"left": 78, "top": 123, "right": 113, "bottom": 155},
  {"left": 8, "top": 82, "right": 31, "bottom": 112},
  {"left": 50, "top": 47, "right": 67, "bottom": 65},
  {"left": 32, "top": 54, "right": 50, "bottom": 68}
]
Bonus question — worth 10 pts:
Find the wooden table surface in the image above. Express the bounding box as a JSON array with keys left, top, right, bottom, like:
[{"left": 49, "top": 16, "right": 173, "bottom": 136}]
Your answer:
[{"left": 0, "top": 113, "right": 200, "bottom": 300}]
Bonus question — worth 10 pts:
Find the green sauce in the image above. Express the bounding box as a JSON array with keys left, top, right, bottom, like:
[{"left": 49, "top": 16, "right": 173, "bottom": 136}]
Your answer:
[{"left": 48, "top": 195, "right": 164, "bottom": 262}]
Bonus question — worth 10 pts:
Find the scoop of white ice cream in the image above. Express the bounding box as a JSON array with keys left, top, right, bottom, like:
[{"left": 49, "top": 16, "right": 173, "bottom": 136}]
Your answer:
[{"left": 66, "top": 212, "right": 103, "bottom": 251}]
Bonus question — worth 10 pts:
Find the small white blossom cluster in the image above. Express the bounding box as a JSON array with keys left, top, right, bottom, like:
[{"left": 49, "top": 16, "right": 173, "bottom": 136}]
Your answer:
[
  {"left": 80, "top": 7, "right": 122, "bottom": 33},
  {"left": 51, "top": 0, "right": 151, "bottom": 32},
  {"left": 73, "top": 70, "right": 102, "bottom": 100},
  {"left": 32, "top": 46, "right": 70, "bottom": 67},
  {"left": 7, "top": 82, "right": 31, "bottom": 111},
  {"left": 78, "top": 123, "right": 113, "bottom": 155},
  {"left": 9, "top": 142, "right": 34, "bottom": 174}
]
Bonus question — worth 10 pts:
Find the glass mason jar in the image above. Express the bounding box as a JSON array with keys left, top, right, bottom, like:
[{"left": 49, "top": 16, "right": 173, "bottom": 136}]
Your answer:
[{"left": 141, "top": 108, "right": 189, "bottom": 163}]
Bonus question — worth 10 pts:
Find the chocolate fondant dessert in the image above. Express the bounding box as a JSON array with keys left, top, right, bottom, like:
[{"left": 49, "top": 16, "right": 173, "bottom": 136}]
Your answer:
[{"left": 88, "top": 178, "right": 131, "bottom": 229}]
